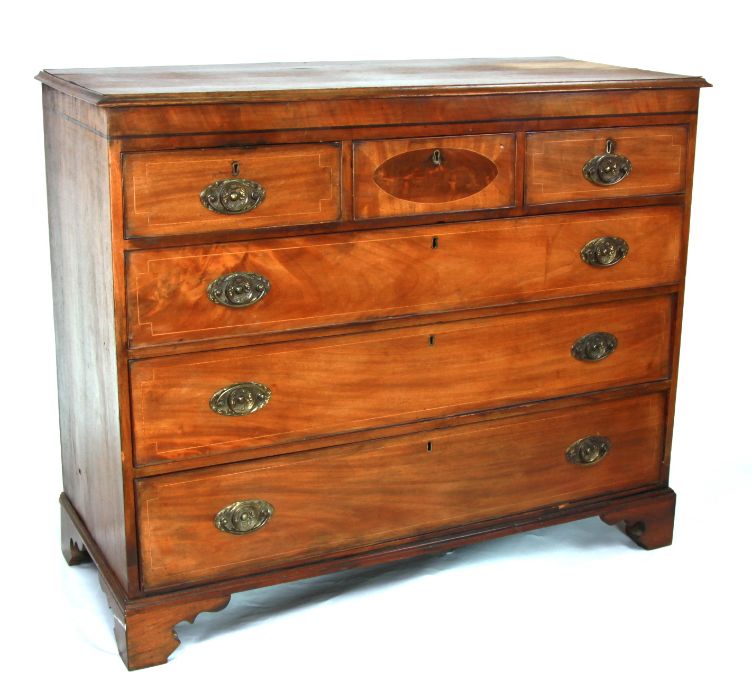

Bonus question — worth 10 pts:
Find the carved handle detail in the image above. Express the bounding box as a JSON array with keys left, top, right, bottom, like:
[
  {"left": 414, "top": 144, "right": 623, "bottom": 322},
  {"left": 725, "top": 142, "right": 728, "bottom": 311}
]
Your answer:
[
  {"left": 210, "top": 382, "right": 271, "bottom": 417},
  {"left": 214, "top": 499, "right": 274, "bottom": 535},
  {"left": 207, "top": 272, "right": 270, "bottom": 308},
  {"left": 565, "top": 435, "right": 611, "bottom": 466},
  {"left": 571, "top": 332, "right": 618, "bottom": 362},
  {"left": 582, "top": 139, "right": 632, "bottom": 186},
  {"left": 580, "top": 236, "right": 629, "bottom": 267},
  {"left": 200, "top": 178, "right": 265, "bottom": 214}
]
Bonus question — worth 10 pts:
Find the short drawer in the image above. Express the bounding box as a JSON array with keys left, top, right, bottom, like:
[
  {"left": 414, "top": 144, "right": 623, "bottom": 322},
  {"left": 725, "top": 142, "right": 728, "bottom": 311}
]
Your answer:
[
  {"left": 123, "top": 143, "right": 342, "bottom": 237},
  {"left": 130, "top": 295, "right": 672, "bottom": 466},
  {"left": 525, "top": 125, "right": 688, "bottom": 205},
  {"left": 136, "top": 392, "right": 666, "bottom": 590},
  {"left": 126, "top": 206, "right": 681, "bottom": 349},
  {"left": 354, "top": 133, "right": 516, "bottom": 219}
]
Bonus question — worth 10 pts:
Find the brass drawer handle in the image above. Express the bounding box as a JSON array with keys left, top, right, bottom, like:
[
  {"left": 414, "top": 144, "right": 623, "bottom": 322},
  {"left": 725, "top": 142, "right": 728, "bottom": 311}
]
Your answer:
[
  {"left": 215, "top": 499, "right": 274, "bottom": 535},
  {"left": 210, "top": 382, "right": 271, "bottom": 416},
  {"left": 200, "top": 177, "right": 265, "bottom": 214},
  {"left": 207, "top": 272, "right": 270, "bottom": 308},
  {"left": 571, "top": 332, "right": 618, "bottom": 362},
  {"left": 582, "top": 139, "right": 632, "bottom": 186},
  {"left": 566, "top": 435, "right": 611, "bottom": 466},
  {"left": 580, "top": 236, "right": 629, "bottom": 267}
]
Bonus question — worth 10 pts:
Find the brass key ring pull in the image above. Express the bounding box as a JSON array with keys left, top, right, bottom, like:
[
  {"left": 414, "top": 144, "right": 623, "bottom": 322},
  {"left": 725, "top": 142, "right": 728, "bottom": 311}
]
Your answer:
[
  {"left": 200, "top": 159, "right": 266, "bottom": 214},
  {"left": 582, "top": 138, "right": 632, "bottom": 186}
]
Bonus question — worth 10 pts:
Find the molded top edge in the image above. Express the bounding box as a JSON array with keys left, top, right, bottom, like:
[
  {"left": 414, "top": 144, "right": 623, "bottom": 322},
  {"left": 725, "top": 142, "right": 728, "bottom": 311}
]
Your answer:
[{"left": 36, "top": 57, "right": 711, "bottom": 107}]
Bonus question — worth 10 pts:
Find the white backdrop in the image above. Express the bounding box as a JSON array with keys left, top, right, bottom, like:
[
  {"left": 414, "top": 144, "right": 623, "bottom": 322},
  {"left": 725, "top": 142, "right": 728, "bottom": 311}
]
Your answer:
[{"left": 1, "top": 1, "right": 749, "bottom": 696}]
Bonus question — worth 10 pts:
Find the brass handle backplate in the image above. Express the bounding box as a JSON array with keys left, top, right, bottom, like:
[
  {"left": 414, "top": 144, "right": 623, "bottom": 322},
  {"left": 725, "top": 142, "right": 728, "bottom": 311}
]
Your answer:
[
  {"left": 214, "top": 499, "right": 274, "bottom": 535},
  {"left": 580, "top": 236, "right": 629, "bottom": 267},
  {"left": 200, "top": 177, "right": 265, "bottom": 214},
  {"left": 210, "top": 382, "right": 271, "bottom": 416},
  {"left": 566, "top": 435, "right": 611, "bottom": 466},
  {"left": 571, "top": 332, "right": 618, "bottom": 362},
  {"left": 582, "top": 139, "right": 632, "bottom": 186},
  {"left": 207, "top": 272, "right": 270, "bottom": 308}
]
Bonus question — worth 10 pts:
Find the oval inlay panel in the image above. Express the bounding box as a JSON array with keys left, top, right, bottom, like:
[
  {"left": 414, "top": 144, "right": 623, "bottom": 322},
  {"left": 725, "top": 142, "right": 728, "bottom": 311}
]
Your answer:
[{"left": 373, "top": 148, "right": 498, "bottom": 203}]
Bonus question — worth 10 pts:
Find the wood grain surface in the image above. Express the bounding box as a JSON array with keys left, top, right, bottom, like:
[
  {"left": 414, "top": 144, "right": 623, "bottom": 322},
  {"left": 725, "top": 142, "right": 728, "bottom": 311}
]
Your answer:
[
  {"left": 600, "top": 487, "right": 676, "bottom": 549},
  {"left": 103, "top": 90, "right": 700, "bottom": 138},
  {"left": 40, "top": 57, "right": 709, "bottom": 669},
  {"left": 123, "top": 143, "right": 342, "bottom": 237},
  {"left": 127, "top": 206, "right": 682, "bottom": 349},
  {"left": 130, "top": 295, "right": 673, "bottom": 466},
  {"left": 526, "top": 125, "right": 688, "bottom": 205},
  {"left": 354, "top": 134, "right": 515, "bottom": 219},
  {"left": 43, "top": 87, "right": 128, "bottom": 587},
  {"left": 36, "top": 57, "right": 708, "bottom": 107},
  {"left": 136, "top": 392, "right": 665, "bottom": 589}
]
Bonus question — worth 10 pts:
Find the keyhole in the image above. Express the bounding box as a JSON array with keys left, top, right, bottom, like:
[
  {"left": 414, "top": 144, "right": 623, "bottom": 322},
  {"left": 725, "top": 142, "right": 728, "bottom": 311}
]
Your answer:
[
  {"left": 432, "top": 236, "right": 439, "bottom": 249},
  {"left": 428, "top": 335, "right": 436, "bottom": 346},
  {"left": 231, "top": 161, "right": 240, "bottom": 176},
  {"left": 431, "top": 149, "right": 442, "bottom": 166},
  {"left": 426, "top": 441, "right": 433, "bottom": 452}
]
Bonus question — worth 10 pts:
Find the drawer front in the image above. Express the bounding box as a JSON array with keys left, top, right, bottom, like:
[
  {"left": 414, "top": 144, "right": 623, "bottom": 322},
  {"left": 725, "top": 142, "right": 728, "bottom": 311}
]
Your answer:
[
  {"left": 354, "top": 134, "right": 516, "bottom": 219},
  {"left": 137, "top": 392, "right": 666, "bottom": 590},
  {"left": 130, "top": 295, "right": 672, "bottom": 465},
  {"left": 126, "top": 206, "right": 681, "bottom": 349},
  {"left": 123, "top": 143, "right": 342, "bottom": 237},
  {"left": 526, "top": 126, "right": 688, "bottom": 205}
]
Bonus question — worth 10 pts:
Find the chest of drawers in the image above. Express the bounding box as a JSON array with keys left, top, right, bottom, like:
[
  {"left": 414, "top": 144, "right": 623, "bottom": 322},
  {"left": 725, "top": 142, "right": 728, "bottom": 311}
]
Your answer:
[{"left": 38, "top": 57, "right": 709, "bottom": 670}]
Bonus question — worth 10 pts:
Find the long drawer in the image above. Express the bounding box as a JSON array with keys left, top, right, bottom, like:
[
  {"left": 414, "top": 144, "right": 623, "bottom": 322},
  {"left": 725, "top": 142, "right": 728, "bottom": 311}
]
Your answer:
[
  {"left": 126, "top": 206, "right": 682, "bottom": 349},
  {"left": 136, "top": 392, "right": 666, "bottom": 590},
  {"left": 130, "top": 295, "right": 672, "bottom": 466}
]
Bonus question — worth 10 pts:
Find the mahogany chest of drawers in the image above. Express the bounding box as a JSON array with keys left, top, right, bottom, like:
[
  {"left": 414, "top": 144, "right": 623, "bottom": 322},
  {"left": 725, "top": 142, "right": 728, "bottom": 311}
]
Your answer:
[{"left": 38, "top": 58, "right": 709, "bottom": 670}]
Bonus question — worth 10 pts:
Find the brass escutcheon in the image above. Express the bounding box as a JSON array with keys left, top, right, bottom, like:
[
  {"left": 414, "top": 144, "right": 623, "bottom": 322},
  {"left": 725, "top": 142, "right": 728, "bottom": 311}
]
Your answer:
[
  {"left": 210, "top": 382, "right": 271, "bottom": 417},
  {"left": 207, "top": 271, "right": 271, "bottom": 308},
  {"left": 582, "top": 139, "right": 632, "bottom": 186},
  {"left": 571, "top": 332, "right": 618, "bottom": 362},
  {"left": 200, "top": 177, "right": 265, "bottom": 214},
  {"left": 565, "top": 435, "right": 611, "bottom": 466},
  {"left": 580, "top": 236, "right": 630, "bottom": 267},
  {"left": 214, "top": 499, "right": 274, "bottom": 535}
]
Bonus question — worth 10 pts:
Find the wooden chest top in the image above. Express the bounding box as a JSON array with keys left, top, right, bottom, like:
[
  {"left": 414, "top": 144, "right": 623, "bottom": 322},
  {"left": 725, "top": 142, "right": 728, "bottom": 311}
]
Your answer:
[
  {"left": 37, "top": 57, "right": 709, "bottom": 106},
  {"left": 37, "top": 58, "right": 710, "bottom": 138}
]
